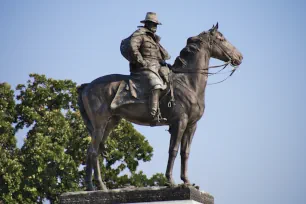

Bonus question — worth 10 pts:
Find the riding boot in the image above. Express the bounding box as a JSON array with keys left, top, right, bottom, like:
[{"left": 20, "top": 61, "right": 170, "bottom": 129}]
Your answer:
[{"left": 150, "top": 89, "right": 167, "bottom": 123}]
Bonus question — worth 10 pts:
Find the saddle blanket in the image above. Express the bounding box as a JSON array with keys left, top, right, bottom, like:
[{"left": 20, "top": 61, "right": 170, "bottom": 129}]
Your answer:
[{"left": 110, "top": 79, "right": 147, "bottom": 110}]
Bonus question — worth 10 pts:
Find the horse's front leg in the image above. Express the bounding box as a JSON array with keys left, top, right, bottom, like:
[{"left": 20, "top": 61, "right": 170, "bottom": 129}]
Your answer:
[
  {"left": 166, "top": 114, "right": 188, "bottom": 186},
  {"left": 180, "top": 123, "right": 197, "bottom": 185}
]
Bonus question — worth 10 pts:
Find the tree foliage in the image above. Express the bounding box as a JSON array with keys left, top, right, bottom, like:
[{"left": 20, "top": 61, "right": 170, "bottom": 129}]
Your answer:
[
  {"left": 0, "top": 74, "right": 166, "bottom": 204},
  {"left": 0, "top": 83, "right": 23, "bottom": 203}
]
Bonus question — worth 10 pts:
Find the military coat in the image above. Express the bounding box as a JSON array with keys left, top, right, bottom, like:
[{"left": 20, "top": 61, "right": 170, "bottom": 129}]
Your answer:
[{"left": 129, "top": 27, "right": 170, "bottom": 91}]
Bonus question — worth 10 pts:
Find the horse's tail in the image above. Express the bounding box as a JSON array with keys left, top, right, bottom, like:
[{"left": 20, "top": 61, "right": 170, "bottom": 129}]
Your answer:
[{"left": 77, "top": 83, "right": 93, "bottom": 135}]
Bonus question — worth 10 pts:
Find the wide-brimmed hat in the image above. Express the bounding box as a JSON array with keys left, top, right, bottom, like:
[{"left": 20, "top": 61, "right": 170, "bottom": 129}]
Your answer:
[{"left": 140, "top": 12, "right": 162, "bottom": 25}]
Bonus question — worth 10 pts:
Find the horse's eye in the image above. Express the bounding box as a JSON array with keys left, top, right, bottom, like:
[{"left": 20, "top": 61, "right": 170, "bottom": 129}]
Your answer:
[{"left": 217, "top": 35, "right": 223, "bottom": 41}]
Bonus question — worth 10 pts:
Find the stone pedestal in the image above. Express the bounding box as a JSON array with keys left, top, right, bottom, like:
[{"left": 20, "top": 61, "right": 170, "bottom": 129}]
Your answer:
[{"left": 60, "top": 186, "right": 214, "bottom": 204}]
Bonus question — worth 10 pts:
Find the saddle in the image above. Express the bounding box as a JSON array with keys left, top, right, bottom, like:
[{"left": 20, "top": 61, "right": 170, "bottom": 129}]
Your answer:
[
  {"left": 110, "top": 67, "right": 174, "bottom": 111},
  {"left": 110, "top": 78, "right": 145, "bottom": 110}
]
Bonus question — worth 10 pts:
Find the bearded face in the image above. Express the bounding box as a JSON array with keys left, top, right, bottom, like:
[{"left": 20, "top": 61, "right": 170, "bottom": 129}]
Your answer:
[{"left": 145, "top": 21, "right": 158, "bottom": 33}]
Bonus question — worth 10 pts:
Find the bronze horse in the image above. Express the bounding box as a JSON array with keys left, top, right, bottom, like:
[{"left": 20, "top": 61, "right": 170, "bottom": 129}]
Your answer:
[{"left": 77, "top": 23, "right": 243, "bottom": 191}]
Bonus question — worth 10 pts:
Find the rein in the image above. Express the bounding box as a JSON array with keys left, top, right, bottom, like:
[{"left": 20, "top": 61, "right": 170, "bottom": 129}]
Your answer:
[
  {"left": 164, "top": 32, "right": 239, "bottom": 107},
  {"left": 171, "top": 33, "right": 239, "bottom": 85}
]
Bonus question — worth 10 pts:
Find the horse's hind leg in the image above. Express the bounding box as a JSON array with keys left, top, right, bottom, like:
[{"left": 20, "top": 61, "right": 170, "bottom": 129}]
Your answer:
[
  {"left": 85, "top": 144, "right": 94, "bottom": 191},
  {"left": 91, "top": 119, "right": 108, "bottom": 190},
  {"left": 180, "top": 123, "right": 197, "bottom": 185},
  {"left": 98, "top": 116, "right": 121, "bottom": 157},
  {"left": 93, "top": 116, "right": 121, "bottom": 190},
  {"left": 84, "top": 100, "right": 110, "bottom": 190}
]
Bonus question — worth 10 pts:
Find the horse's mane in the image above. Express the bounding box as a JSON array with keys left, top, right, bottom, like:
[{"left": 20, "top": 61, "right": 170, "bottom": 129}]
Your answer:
[{"left": 172, "top": 32, "right": 208, "bottom": 69}]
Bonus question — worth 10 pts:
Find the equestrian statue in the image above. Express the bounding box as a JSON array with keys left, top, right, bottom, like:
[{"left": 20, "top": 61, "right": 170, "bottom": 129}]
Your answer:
[{"left": 77, "top": 12, "right": 243, "bottom": 191}]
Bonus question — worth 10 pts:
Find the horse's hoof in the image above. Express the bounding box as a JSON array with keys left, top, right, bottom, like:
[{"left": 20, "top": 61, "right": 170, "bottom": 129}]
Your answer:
[
  {"left": 97, "top": 183, "right": 108, "bottom": 191},
  {"left": 184, "top": 182, "right": 191, "bottom": 186},
  {"left": 165, "top": 183, "right": 176, "bottom": 187},
  {"left": 97, "top": 185, "right": 108, "bottom": 191},
  {"left": 101, "top": 185, "right": 108, "bottom": 191},
  {"left": 93, "top": 180, "right": 108, "bottom": 191},
  {"left": 183, "top": 180, "right": 191, "bottom": 185},
  {"left": 85, "top": 180, "right": 95, "bottom": 191},
  {"left": 177, "top": 183, "right": 189, "bottom": 188},
  {"left": 165, "top": 179, "right": 176, "bottom": 187},
  {"left": 181, "top": 182, "right": 199, "bottom": 190},
  {"left": 86, "top": 184, "right": 95, "bottom": 191}
]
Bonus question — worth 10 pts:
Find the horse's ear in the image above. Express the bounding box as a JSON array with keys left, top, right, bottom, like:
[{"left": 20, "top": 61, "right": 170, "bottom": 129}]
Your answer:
[{"left": 210, "top": 23, "right": 217, "bottom": 34}]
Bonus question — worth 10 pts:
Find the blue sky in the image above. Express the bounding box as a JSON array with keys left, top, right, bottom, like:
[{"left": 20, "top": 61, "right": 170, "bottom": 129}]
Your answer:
[{"left": 1, "top": 1, "right": 306, "bottom": 204}]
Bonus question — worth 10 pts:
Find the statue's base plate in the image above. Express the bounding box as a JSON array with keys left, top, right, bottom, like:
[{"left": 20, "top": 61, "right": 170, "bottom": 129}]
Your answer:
[
  {"left": 60, "top": 186, "right": 214, "bottom": 204},
  {"left": 130, "top": 201, "right": 201, "bottom": 204}
]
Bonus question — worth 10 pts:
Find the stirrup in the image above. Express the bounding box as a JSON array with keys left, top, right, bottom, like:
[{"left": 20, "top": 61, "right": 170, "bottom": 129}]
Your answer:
[
  {"left": 157, "top": 112, "right": 167, "bottom": 123},
  {"left": 150, "top": 108, "right": 167, "bottom": 126},
  {"left": 156, "top": 107, "right": 167, "bottom": 123}
]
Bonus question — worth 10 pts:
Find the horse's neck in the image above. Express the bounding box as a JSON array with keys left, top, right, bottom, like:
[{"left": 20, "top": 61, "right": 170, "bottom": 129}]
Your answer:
[{"left": 174, "top": 50, "right": 210, "bottom": 99}]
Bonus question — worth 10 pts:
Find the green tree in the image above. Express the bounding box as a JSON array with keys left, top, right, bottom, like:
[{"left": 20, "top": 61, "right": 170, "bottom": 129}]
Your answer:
[
  {"left": 0, "top": 83, "right": 23, "bottom": 203},
  {"left": 0, "top": 74, "right": 166, "bottom": 203},
  {"left": 102, "top": 120, "right": 167, "bottom": 189}
]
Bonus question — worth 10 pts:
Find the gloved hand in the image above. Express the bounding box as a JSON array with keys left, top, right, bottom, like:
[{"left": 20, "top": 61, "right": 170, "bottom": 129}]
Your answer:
[
  {"left": 160, "top": 60, "right": 167, "bottom": 66},
  {"left": 160, "top": 60, "right": 172, "bottom": 69}
]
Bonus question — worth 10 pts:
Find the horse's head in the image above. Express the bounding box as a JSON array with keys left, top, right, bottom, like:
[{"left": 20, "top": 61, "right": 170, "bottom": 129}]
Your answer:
[
  {"left": 172, "top": 23, "right": 243, "bottom": 72},
  {"left": 198, "top": 23, "right": 243, "bottom": 66}
]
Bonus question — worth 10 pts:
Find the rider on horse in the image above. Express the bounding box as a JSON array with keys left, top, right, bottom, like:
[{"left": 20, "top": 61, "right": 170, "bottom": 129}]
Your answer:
[{"left": 127, "top": 12, "right": 171, "bottom": 122}]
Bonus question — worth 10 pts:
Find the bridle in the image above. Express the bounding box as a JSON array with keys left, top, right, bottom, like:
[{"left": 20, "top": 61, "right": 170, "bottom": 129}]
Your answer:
[
  {"left": 171, "top": 31, "right": 239, "bottom": 85},
  {"left": 164, "top": 31, "right": 240, "bottom": 108},
  {"left": 205, "top": 33, "right": 239, "bottom": 85}
]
